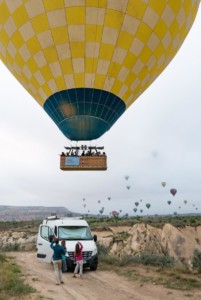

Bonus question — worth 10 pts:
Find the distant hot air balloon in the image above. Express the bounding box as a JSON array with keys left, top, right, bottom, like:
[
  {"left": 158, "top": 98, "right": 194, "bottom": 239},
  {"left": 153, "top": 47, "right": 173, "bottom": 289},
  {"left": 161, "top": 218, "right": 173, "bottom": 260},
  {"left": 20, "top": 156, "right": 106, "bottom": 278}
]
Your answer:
[
  {"left": 140, "top": 209, "right": 143, "bottom": 213},
  {"left": 0, "top": 1, "right": 199, "bottom": 162},
  {"left": 184, "top": 200, "right": 187, "bottom": 205},
  {"left": 135, "top": 202, "right": 139, "bottom": 207},
  {"left": 126, "top": 186, "right": 131, "bottom": 190},
  {"left": 133, "top": 208, "right": 137, "bottom": 213},
  {"left": 146, "top": 203, "right": 151, "bottom": 209},
  {"left": 83, "top": 198, "right": 85, "bottom": 201},
  {"left": 161, "top": 182, "right": 166, "bottom": 187},
  {"left": 124, "top": 176, "right": 129, "bottom": 181},
  {"left": 170, "top": 189, "right": 177, "bottom": 196},
  {"left": 167, "top": 201, "right": 171, "bottom": 205},
  {"left": 98, "top": 200, "right": 101, "bottom": 204},
  {"left": 108, "top": 197, "right": 111, "bottom": 201},
  {"left": 112, "top": 211, "right": 119, "bottom": 218}
]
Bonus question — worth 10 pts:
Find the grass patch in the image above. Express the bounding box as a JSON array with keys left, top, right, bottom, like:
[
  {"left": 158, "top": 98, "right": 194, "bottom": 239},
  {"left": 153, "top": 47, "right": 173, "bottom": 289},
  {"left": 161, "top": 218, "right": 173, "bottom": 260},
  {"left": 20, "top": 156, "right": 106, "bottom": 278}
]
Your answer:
[
  {"left": 99, "top": 249, "right": 201, "bottom": 291},
  {"left": 0, "top": 252, "right": 36, "bottom": 299}
]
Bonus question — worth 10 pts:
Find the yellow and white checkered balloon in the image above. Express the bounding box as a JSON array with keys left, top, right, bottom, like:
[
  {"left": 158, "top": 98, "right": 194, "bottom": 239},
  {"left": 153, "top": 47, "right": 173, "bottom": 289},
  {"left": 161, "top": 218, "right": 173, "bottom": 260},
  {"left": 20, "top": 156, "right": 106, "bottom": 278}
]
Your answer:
[{"left": 0, "top": 0, "right": 200, "bottom": 141}]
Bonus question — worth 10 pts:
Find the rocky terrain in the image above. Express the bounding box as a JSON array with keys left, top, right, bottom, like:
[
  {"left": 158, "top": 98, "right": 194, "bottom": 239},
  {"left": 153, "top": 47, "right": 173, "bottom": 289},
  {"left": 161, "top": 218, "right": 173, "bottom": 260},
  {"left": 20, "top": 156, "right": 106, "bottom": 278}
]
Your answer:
[
  {"left": 1, "top": 223, "right": 201, "bottom": 266},
  {"left": 94, "top": 223, "right": 201, "bottom": 266}
]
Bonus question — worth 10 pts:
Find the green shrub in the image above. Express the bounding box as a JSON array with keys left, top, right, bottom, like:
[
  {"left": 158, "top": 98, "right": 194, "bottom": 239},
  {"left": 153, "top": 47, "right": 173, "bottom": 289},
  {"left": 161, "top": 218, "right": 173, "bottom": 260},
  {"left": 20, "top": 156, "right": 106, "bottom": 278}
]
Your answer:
[
  {"left": 192, "top": 249, "right": 201, "bottom": 273},
  {"left": 97, "top": 242, "right": 109, "bottom": 256},
  {"left": 1, "top": 243, "right": 20, "bottom": 252},
  {"left": 0, "top": 252, "right": 6, "bottom": 263},
  {"left": 137, "top": 252, "right": 175, "bottom": 267}
]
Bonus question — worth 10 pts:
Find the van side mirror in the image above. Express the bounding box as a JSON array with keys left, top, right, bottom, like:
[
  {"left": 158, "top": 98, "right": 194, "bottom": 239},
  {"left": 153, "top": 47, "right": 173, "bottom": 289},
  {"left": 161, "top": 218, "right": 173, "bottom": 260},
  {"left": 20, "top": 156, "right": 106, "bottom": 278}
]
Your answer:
[{"left": 93, "top": 234, "right": 97, "bottom": 242}]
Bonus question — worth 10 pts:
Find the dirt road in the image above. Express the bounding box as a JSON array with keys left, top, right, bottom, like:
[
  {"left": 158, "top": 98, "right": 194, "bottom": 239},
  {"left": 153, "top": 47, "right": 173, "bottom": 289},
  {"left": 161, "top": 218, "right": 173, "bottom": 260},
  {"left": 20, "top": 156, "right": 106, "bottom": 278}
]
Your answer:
[{"left": 12, "top": 252, "right": 201, "bottom": 300}]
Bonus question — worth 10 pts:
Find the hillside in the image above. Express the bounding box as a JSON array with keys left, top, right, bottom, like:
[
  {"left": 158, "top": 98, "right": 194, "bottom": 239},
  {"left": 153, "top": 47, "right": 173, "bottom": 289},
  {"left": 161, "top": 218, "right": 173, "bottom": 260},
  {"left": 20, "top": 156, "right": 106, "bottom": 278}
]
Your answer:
[{"left": 0, "top": 205, "right": 79, "bottom": 221}]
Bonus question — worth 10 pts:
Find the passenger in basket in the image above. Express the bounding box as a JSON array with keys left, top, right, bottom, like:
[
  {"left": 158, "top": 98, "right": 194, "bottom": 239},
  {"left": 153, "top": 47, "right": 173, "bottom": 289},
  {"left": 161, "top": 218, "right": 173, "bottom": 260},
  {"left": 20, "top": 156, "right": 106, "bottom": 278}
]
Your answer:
[
  {"left": 50, "top": 237, "right": 65, "bottom": 285},
  {"left": 73, "top": 241, "right": 84, "bottom": 278}
]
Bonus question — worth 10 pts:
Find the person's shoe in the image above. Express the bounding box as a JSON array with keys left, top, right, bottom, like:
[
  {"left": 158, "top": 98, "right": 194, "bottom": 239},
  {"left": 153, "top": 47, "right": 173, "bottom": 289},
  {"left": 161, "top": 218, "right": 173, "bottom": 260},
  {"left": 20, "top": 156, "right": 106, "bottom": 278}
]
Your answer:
[{"left": 61, "top": 281, "right": 64, "bottom": 284}]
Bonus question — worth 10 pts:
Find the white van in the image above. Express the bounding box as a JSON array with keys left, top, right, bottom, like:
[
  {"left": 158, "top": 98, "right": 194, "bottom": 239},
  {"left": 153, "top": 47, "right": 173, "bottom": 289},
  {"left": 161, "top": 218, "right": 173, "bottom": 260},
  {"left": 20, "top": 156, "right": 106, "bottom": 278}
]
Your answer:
[{"left": 37, "top": 216, "right": 98, "bottom": 271}]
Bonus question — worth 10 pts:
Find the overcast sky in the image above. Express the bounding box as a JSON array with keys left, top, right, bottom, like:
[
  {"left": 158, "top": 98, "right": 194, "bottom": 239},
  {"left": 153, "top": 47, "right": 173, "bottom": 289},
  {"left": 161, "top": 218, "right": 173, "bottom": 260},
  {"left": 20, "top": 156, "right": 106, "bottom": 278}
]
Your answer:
[{"left": 0, "top": 8, "right": 201, "bottom": 217}]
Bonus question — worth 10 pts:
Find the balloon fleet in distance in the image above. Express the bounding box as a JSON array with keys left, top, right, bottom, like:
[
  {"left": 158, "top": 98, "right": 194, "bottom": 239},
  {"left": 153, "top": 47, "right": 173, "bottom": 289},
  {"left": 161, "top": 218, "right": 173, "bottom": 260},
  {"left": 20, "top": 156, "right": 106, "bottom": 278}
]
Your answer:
[{"left": 0, "top": 1, "right": 200, "bottom": 170}]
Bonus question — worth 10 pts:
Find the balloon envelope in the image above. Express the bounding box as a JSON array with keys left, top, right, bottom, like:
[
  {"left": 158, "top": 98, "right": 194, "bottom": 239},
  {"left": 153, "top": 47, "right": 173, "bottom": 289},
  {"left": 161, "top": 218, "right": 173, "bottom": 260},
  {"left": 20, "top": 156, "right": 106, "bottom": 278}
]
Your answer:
[
  {"left": 161, "top": 182, "right": 166, "bottom": 187},
  {"left": 146, "top": 203, "right": 151, "bottom": 209},
  {"left": 170, "top": 188, "right": 177, "bottom": 196},
  {"left": 0, "top": 1, "right": 200, "bottom": 141},
  {"left": 111, "top": 210, "right": 119, "bottom": 217}
]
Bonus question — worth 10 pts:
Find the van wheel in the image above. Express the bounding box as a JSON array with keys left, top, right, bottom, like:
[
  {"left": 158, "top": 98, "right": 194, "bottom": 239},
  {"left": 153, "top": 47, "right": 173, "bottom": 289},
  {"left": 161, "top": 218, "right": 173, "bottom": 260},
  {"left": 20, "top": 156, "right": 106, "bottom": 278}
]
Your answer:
[{"left": 90, "top": 264, "right": 97, "bottom": 271}]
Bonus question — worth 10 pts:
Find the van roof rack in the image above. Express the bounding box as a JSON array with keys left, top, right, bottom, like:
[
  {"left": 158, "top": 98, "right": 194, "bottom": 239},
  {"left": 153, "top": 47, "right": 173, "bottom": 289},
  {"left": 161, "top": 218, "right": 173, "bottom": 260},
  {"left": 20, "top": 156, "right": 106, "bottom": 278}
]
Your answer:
[{"left": 46, "top": 215, "right": 59, "bottom": 220}]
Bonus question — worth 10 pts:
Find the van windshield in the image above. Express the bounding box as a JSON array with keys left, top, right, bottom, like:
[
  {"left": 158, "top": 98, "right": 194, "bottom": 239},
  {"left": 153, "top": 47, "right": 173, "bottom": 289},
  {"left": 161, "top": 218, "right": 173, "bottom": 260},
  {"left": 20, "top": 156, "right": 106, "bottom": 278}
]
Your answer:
[{"left": 58, "top": 226, "right": 93, "bottom": 240}]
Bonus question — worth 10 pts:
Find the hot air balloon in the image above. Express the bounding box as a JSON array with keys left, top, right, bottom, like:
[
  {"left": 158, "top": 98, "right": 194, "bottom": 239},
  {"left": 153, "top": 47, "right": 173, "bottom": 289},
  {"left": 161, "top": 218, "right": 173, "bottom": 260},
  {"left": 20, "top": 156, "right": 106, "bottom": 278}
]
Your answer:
[
  {"left": 161, "top": 182, "right": 166, "bottom": 187},
  {"left": 124, "top": 176, "right": 129, "bottom": 181},
  {"left": 167, "top": 201, "right": 171, "bottom": 205},
  {"left": 112, "top": 211, "right": 119, "bottom": 218},
  {"left": 126, "top": 186, "right": 131, "bottom": 190},
  {"left": 184, "top": 200, "right": 187, "bottom": 205},
  {"left": 98, "top": 200, "right": 101, "bottom": 204},
  {"left": 0, "top": 1, "right": 199, "bottom": 170},
  {"left": 146, "top": 203, "right": 151, "bottom": 209},
  {"left": 135, "top": 202, "right": 139, "bottom": 207},
  {"left": 108, "top": 197, "right": 111, "bottom": 201},
  {"left": 170, "top": 189, "right": 177, "bottom": 196},
  {"left": 133, "top": 208, "right": 137, "bottom": 213},
  {"left": 140, "top": 209, "right": 143, "bottom": 213}
]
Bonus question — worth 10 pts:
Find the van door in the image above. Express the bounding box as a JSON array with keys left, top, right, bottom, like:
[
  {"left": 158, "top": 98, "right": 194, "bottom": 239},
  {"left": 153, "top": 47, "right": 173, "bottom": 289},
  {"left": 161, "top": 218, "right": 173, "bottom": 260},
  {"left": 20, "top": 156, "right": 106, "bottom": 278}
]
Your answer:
[{"left": 37, "top": 225, "right": 53, "bottom": 263}]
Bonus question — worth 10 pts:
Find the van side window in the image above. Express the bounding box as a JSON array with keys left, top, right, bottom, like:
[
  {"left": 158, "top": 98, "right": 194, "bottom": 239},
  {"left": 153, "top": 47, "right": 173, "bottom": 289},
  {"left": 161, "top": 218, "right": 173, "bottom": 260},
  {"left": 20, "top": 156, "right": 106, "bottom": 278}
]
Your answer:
[{"left": 40, "top": 226, "right": 49, "bottom": 241}]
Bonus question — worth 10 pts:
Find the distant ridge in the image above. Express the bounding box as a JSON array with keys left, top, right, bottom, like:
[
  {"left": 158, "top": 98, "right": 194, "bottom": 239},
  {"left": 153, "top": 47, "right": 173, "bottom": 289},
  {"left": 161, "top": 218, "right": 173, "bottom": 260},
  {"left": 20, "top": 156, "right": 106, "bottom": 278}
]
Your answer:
[{"left": 0, "top": 205, "right": 80, "bottom": 221}]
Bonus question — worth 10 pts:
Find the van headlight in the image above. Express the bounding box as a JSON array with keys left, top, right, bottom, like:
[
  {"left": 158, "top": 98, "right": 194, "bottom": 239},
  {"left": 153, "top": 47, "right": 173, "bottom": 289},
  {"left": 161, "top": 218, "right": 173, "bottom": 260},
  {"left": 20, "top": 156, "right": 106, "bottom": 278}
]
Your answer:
[{"left": 92, "top": 247, "right": 97, "bottom": 256}]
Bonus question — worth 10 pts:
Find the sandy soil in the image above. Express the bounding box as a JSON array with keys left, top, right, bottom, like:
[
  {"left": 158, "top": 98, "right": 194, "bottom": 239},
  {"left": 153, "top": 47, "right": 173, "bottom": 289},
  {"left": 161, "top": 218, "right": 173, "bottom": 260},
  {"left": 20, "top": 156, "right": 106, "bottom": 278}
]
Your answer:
[{"left": 11, "top": 252, "right": 201, "bottom": 300}]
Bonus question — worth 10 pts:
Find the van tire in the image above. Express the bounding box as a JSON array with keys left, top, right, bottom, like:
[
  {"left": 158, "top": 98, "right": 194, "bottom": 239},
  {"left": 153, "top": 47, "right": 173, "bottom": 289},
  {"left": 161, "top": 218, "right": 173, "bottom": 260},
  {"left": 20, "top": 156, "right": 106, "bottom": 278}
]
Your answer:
[{"left": 90, "top": 264, "right": 97, "bottom": 271}]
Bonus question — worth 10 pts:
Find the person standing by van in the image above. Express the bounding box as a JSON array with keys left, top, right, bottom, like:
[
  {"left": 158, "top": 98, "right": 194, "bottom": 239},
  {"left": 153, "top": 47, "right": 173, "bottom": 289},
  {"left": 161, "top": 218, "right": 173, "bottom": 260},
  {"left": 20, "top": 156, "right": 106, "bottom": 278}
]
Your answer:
[
  {"left": 73, "top": 241, "right": 83, "bottom": 278},
  {"left": 50, "top": 237, "right": 65, "bottom": 285},
  {"left": 61, "top": 240, "right": 67, "bottom": 272}
]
